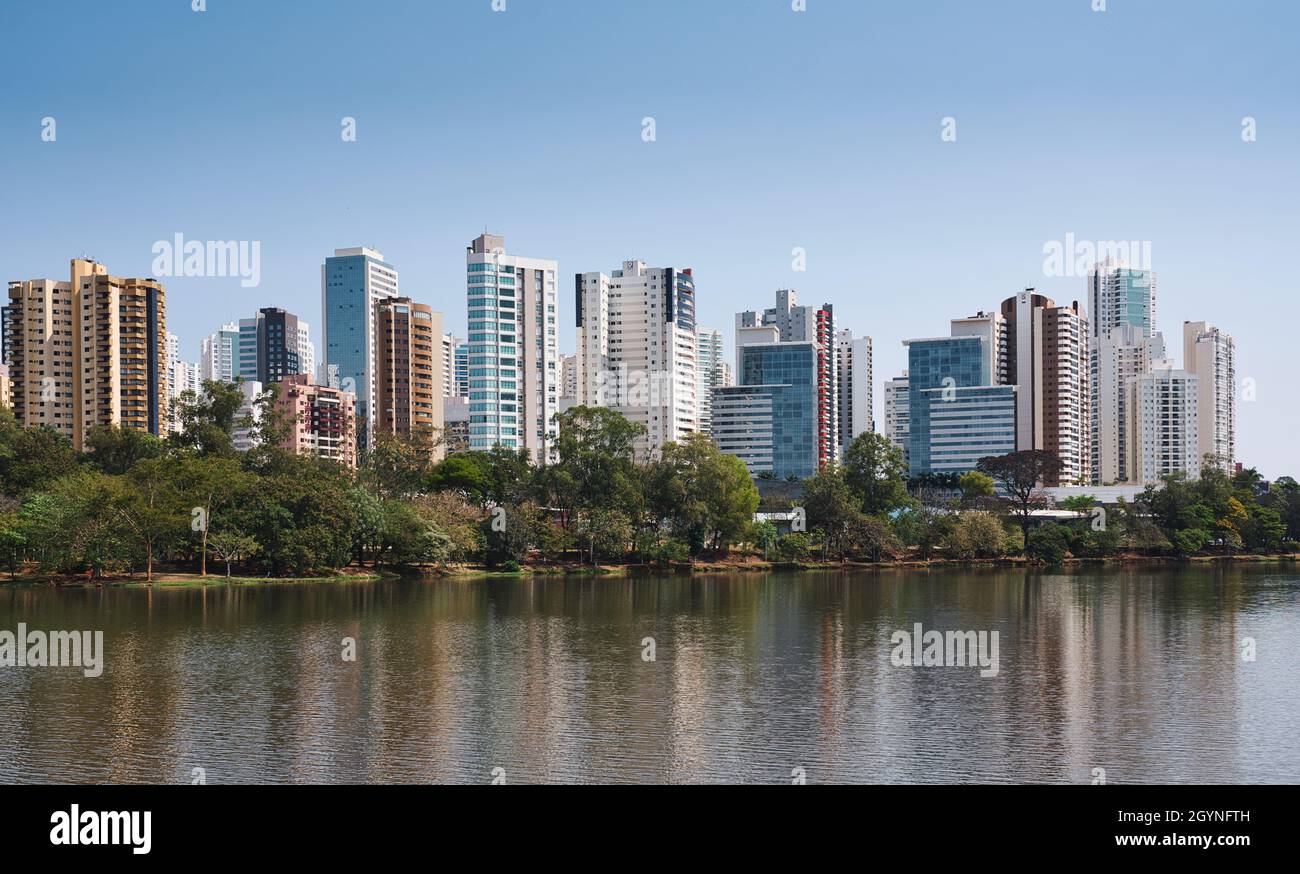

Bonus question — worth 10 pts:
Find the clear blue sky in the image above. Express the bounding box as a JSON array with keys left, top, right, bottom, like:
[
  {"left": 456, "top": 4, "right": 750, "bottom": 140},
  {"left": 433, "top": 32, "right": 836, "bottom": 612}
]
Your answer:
[{"left": 1, "top": 0, "right": 1296, "bottom": 475}]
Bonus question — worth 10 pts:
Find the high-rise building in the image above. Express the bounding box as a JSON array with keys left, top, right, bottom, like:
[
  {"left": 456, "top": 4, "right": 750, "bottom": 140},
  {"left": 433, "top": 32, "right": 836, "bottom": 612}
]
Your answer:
[
  {"left": 441, "top": 333, "right": 461, "bottom": 399},
  {"left": 714, "top": 340, "right": 821, "bottom": 480},
  {"left": 835, "top": 329, "right": 873, "bottom": 455},
  {"left": 576, "top": 260, "right": 697, "bottom": 455},
  {"left": 375, "top": 297, "right": 444, "bottom": 455},
  {"left": 1091, "top": 325, "right": 1166, "bottom": 485},
  {"left": 201, "top": 323, "right": 240, "bottom": 383},
  {"left": 232, "top": 380, "right": 264, "bottom": 453},
  {"left": 1000, "top": 291, "right": 1090, "bottom": 486},
  {"left": 883, "top": 371, "right": 910, "bottom": 467},
  {"left": 1126, "top": 364, "right": 1199, "bottom": 484},
  {"left": 165, "top": 331, "right": 201, "bottom": 434},
  {"left": 695, "top": 327, "right": 726, "bottom": 434},
  {"left": 0, "top": 364, "right": 10, "bottom": 410},
  {"left": 275, "top": 373, "right": 357, "bottom": 468},
  {"left": 4, "top": 259, "right": 167, "bottom": 450},
  {"left": 453, "top": 340, "right": 469, "bottom": 398},
  {"left": 229, "top": 312, "right": 312, "bottom": 385},
  {"left": 321, "top": 247, "right": 399, "bottom": 449},
  {"left": 1183, "top": 320, "right": 1236, "bottom": 472},
  {"left": 1088, "top": 258, "right": 1156, "bottom": 340},
  {"left": 736, "top": 290, "right": 836, "bottom": 466},
  {"left": 904, "top": 335, "right": 1016, "bottom": 476},
  {"left": 466, "top": 234, "right": 559, "bottom": 462}
]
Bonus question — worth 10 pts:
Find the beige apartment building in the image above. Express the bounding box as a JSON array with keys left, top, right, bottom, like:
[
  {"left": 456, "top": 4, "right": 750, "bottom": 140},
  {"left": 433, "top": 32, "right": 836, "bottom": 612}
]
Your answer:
[
  {"left": 375, "top": 297, "right": 444, "bottom": 458},
  {"left": 4, "top": 258, "right": 166, "bottom": 450}
]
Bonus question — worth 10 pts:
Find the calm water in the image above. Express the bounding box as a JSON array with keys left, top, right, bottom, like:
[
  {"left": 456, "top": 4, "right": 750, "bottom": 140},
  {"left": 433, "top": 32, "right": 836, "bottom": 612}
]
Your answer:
[{"left": 1, "top": 567, "right": 1297, "bottom": 784}]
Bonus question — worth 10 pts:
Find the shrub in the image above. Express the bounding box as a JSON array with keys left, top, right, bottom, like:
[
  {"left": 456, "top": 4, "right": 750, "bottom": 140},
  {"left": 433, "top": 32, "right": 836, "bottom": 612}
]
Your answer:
[{"left": 1026, "top": 524, "right": 1071, "bottom": 565}]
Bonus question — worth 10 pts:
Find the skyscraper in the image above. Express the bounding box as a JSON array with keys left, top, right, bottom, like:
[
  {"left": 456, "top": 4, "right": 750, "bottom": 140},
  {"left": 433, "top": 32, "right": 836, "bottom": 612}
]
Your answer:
[
  {"left": 1126, "top": 364, "right": 1199, "bottom": 484},
  {"left": 321, "top": 247, "right": 399, "bottom": 448},
  {"left": 375, "top": 297, "right": 444, "bottom": 455},
  {"left": 835, "top": 328, "right": 873, "bottom": 455},
  {"left": 4, "top": 259, "right": 168, "bottom": 449},
  {"left": 903, "top": 334, "right": 1016, "bottom": 476},
  {"left": 1183, "top": 320, "right": 1236, "bottom": 471},
  {"left": 1088, "top": 258, "right": 1156, "bottom": 340},
  {"left": 695, "top": 327, "right": 726, "bottom": 435},
  {"left": 883, "top": 371, "right": 910, "bottom": 467},
  {"left": 1001, "top": 291, "right": 1090, "bottom": 486},
  {"left": 736, "top": 290, "right": 836, "bottom": 466},
  {"left": 576, "top": 260, "right": 697, "bottom": 455},
  {"left": 201, "top": 323, "right": 240, "bottom": 383},
  {"left": 466, "top": 234, "right": 559, "bottom": 462},
  {"left": 1091, "top": 324, "right": 1166, "bottom": 485},
  {"left": 714, "top": 339, "right": 821, "bottom": 480},
  {"left": 275, "top": 373, "right": 357, "bottom": 468}
]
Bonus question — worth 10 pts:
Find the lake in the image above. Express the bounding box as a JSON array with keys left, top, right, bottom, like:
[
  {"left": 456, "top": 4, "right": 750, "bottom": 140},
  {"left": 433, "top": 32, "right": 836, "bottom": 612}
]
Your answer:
[{"left": 1, "top": 566, "right": 1297, "bottom": 784}]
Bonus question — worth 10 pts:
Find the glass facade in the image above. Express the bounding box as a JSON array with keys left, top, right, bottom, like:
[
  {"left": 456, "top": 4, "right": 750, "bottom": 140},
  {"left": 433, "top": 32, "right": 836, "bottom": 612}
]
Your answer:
[
  {"left": 906, "top": 335, "right": 998, "bottom": 475},
  {"left": 322, "top": 250, "right": 399, "bottom": 447},
  {"left": 715, "top": 342, "right": 819, "bottom": 480}
]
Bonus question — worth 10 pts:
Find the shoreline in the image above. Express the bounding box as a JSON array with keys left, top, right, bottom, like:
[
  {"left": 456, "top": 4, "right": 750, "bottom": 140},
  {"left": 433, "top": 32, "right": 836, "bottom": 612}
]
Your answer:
[{"left": 1, "top": 552, "right": 1295, "bottom": 588}]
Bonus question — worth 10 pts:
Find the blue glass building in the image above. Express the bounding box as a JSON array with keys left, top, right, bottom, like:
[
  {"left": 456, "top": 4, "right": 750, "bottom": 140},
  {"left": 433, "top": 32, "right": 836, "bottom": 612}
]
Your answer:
[
  {"left": 714, "top": 341, "right": 819, "bottom": 480},
  {"left": 320, "top": 247, "right": 399, "bottom": 448},
  {"left": 905, "top": 335, "right": 1015, "bottom": 475}
]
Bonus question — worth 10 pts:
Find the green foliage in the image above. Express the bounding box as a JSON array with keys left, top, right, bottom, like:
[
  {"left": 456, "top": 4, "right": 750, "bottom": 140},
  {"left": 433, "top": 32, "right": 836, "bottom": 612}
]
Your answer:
[
  {"left": 958, "top": 471, "right": 995, "bottom": 501},
  {"left": 841, "top": 432, "right": 912, "bottom": 517},
  {"left": 940, "top": 511, "right": 1008, "bottom": 560},
  {"left": 774, "top": 532, "right": 814, "bottom": 563},
  {"left": 1025, "top": 524, "right": 1071, "bottom": 565}
]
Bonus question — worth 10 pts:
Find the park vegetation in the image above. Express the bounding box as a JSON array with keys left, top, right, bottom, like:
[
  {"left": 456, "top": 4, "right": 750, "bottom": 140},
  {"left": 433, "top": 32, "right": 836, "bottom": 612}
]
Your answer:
[{"left": 0, "top": 381, "right": 1296, "bottom": 582}]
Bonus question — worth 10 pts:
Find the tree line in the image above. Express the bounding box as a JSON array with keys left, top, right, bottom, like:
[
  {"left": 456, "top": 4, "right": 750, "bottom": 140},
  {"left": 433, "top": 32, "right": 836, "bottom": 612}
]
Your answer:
[{"left": 0, "top": 380, "right": 1296, "bottom": 581}]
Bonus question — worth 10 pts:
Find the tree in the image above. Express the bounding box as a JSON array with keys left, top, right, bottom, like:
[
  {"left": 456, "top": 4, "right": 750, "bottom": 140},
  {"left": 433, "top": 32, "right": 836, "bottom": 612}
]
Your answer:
[
  {"left": 841, "top": 432, "right": 912, "bottom": 516},
  {"left": 172, "top": 455, "right": 248, "bottom": 576},
  {"left": 940, "top": 512, "right": 1008, "bottom": 560},
  {"left": 958, "top": 471, "right": 995, "bottom": 502},
  {"left": 83, "top": 425, "right": 164, "bottom": 475},
  {"left": 0, "top": 512, "right": 26, "bottom": 580},
  {"left": 170, "top": 380, "right": 248, "bottom": 458},
  {"left": 427, "top": 454, "right": 489, "bottom": 504},
  {"left": 546, "top": 406, "right": 644, "bottom": 534},
  {"left": 803, "top": 465, "right": 862, "bottom": 560},
  {"left": 750, "top": 519, "right": 778, "bottom": 560},
  {"left": 645, "top": 434, "right": 757, "bottom": 555},
  {"left": 0, "top": 409, "right": 79, "bottom": 496},
  {"left": 117, "top": 458, "right": 185, "bottom": 582},
  {"left": 977, "top": 450, "right": 1064, "bottom": 540},
  {"left": 1026, "top": 523, "right": 1071, "bottom": 564},
  {"left": 207, "top": 530, "right": 259, "bottom": 578}
]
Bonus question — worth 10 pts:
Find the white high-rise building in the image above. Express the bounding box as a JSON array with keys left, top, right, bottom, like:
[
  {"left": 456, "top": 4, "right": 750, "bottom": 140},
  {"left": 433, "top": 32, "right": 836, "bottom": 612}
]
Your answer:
[
  {"left": 577, "top": 260, "right": 697, "bottom": 455},
  {"left": 200, "top": 321, "right": 241, "bottom": 382},
  {"left": 1127, "top": 363, "right": 1199, "bottom": 484},
  {"left": 441, "top": 333, "right": 461, "bottom": 398},
  {"left": 1001, "top": 291, "right": 1090, "bottom": 486},
  {"left": 835, "top": 329, "right": 873, "bottom": 456},
  {"left": 1091, "top": 325, "right": 1166, "bottom": 485},
  {"left": 467, "top": 234, "right": 559, "bottom": 462},
  {"left": 322, "top": 247, "right": 400, "bottom": 448},
  {"left": 232, "top": 380, "right": 264, "bottom": 453},
  {"left": 695, "top": 327, "right": 725, "bottom": 434},
  {"left": 558, "top": 353, "right": 578, "bottom": 412},
  {"left": 1183, "top": 320, "right": 1236, "bottom": 472},
  {"left": 883, "top": 372, "right": 910, "bottom": 467},
  {"left": 296, "top": 321, "right": 315, "bottom": 382}
]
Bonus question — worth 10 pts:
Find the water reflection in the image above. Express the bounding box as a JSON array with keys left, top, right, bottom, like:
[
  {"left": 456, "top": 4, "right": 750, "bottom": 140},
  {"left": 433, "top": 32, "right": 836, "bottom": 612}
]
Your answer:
[{"left": 0, "top": 567, "right": 1296, "bottom": 784}]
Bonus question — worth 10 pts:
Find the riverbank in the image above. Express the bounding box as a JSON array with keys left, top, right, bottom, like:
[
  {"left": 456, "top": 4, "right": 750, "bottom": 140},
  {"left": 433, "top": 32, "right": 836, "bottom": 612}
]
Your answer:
[{"left": 3, "top": 551, "right": 1295, "bottom": 587}]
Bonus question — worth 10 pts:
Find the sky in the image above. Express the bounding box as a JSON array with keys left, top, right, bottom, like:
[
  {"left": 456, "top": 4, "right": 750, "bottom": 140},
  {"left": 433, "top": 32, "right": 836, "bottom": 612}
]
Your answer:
[{"left": 1, "top": 0, "right": 1296, "bottom": 475}]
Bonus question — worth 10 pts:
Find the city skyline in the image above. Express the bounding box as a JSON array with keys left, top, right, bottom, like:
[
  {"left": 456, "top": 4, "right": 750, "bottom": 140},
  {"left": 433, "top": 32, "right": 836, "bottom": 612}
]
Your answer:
[{"left": 1, "top": 0, "right": 1295, "bottom": 475}]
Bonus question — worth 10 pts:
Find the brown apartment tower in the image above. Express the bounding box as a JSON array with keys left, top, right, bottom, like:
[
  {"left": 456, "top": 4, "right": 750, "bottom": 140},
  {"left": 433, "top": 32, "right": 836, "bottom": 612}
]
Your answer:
[
  {"left": 374, "top": 296, "right": 444, "bottom": 458},
  {"left": 4, "top": 259, "right": 166, "bottom": 450}
]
